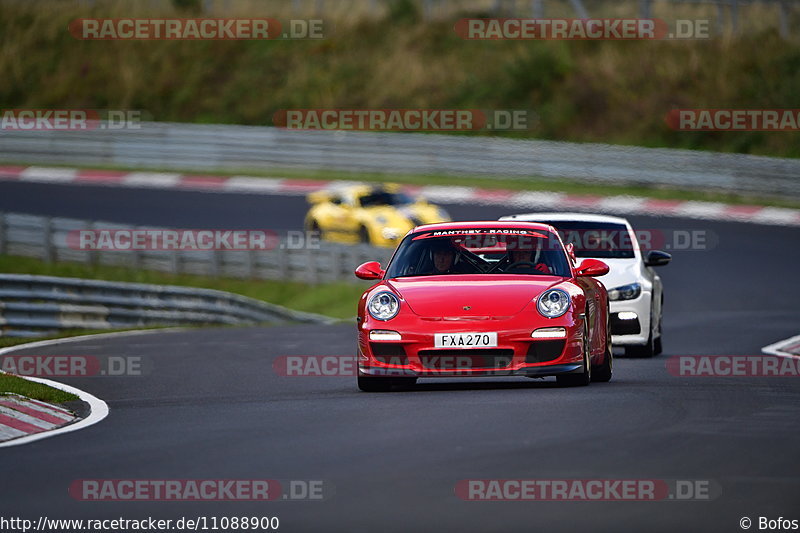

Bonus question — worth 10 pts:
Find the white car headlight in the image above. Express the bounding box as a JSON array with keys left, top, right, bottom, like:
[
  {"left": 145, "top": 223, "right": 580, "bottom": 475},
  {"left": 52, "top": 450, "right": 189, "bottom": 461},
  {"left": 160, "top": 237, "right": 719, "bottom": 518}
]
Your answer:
[
  {"left": 537, "top": 289, "right": 571, "bottom": 318},
  {"left": 368, "top": 291, "right": 400, "bottom": 321},
  {"left": 608, "top": 283, "right": 641, "bottom": 301}
]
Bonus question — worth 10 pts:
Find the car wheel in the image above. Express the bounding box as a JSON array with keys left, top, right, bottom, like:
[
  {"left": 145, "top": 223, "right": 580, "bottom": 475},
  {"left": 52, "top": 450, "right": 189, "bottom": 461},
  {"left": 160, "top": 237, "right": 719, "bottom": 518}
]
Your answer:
[
  {"left": 359, "top": 226, "right": 371, "bottom": 244},
  {"left": 357, "top": 374, "right": 416, "bottom": 392},
  {"left": 653, "top": 300, "right": 663, "bottom": 355},
  {"left": 592, "top": 320, "right": 613, "bottom": 382},
  {"left": 306, "top": 219, "right": 321, "bottom": 237},
  {"left": 557, "top": 325, "right": 592, "bottom": 387}
]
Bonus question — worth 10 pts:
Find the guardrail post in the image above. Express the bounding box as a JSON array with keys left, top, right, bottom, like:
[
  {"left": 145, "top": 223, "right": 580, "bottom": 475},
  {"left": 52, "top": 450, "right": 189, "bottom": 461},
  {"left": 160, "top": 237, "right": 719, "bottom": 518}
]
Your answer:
[
  {"left": 277, "top": 246, "right": 289, "bottom": 280},
  {"left": 568, "top": 0, "right": 589, "bottom": 18},
  {"left": 170, "top": 249, "right": 180, "bottom": 275},
  {"left": 42, "top": 217, "right": 54, "bottom": 263},
  {"left": 245, "top": 250, "right": 255, "bottom": 279},
  {"left": 210, "top": 249, "right": 221, "bottom": 278},
  {"left": 639, "top": 0, "right": 652, "bottom": 19},
  {"left": 330, "top": 246, "right": 343, "bottom": 282},
  {"left": 306, "top": 246, "right": 319, "bottom": 283},
  {"left": 531, "top": 0, "right": 543, "bottom": 18},
  {"left": 0, "top": 212, "right": 6, "bottom": 256}
]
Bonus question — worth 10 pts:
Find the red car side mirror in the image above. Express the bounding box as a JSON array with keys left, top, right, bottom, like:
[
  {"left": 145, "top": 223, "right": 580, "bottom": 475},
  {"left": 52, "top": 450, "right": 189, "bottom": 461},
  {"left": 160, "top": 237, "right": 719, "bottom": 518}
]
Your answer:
[
  {"left": 355, "top": 261, "right": 385, "bottom": 280},
  {"left": 576, "top": 258, "right": 609, "bottom": 277}
]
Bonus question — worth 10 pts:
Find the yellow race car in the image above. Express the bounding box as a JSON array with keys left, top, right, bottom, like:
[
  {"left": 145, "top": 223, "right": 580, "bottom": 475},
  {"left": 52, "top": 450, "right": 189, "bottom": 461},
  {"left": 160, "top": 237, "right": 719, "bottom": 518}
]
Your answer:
[{"left": 305, "top": 184, "right": 451, "bottom": 247}]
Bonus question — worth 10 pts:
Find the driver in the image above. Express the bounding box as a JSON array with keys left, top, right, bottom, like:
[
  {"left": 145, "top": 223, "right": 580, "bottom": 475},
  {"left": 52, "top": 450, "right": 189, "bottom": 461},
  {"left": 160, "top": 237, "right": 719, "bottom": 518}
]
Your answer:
[{"left": 502, "top": 238, "right": 552, "bottom": 274}]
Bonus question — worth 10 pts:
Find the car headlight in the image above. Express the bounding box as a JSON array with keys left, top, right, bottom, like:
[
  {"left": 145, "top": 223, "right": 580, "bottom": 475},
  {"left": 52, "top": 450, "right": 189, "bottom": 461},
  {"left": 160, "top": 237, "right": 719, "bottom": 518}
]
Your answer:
[
  {"left": 368, "top": 291, "right": 400, "bottom": 321},
  {"left": 608, "top": 283, "right": 641, "bottom": 301},
  {"left": 537, "top": 289, "right": 571, "bottom": 318}
]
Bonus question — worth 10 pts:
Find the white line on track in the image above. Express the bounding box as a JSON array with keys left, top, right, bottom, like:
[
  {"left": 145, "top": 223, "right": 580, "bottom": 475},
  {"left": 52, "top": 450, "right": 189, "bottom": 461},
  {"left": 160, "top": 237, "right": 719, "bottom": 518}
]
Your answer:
[
  {"left": 0, "top": 328, "right": 181, "bottom": 448},
  {"left": 761, "top": 334, "right": 800, "bottom": 359}
]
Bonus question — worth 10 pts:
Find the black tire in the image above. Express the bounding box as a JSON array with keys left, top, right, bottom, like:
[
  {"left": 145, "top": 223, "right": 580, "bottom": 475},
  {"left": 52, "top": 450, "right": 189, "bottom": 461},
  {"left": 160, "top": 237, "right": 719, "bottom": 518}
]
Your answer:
[
  {"left": 358, "top": 226, "right": 371, "bottom": 244},
  {"left": 357, "top": 374, "right": 416, "bottom": 392},
  {"left": 592, "top": 319, "right": 613, "bottom": 382},
  {"left": 306, "top": 219, "right": 321, "bottom": 236},
  {"left": 557, "top": 325, "right": 592, "bottom": 387},
  {"left": 653, "top": 298, "right": 664, "bottom": 355}
]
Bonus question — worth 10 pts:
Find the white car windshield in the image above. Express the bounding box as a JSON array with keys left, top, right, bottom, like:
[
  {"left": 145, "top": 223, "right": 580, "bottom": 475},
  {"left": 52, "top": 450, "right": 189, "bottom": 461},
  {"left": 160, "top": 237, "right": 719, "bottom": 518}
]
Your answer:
[{"left": 540, "top": 221, "right": 637, "bottom": 259}]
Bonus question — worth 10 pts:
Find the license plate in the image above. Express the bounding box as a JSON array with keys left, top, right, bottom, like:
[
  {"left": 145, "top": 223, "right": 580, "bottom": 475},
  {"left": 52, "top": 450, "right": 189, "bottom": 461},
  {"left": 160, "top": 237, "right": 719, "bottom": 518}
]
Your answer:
[{"left": 434, "top": 332, "right": 498, "bottom": 348}]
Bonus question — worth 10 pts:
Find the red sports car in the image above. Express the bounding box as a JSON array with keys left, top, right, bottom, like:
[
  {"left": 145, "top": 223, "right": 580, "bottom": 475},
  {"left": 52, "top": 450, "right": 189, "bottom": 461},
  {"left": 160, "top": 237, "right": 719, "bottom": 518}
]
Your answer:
[{"left": 354, "top": 221, "right": 613, "bottom": 392}]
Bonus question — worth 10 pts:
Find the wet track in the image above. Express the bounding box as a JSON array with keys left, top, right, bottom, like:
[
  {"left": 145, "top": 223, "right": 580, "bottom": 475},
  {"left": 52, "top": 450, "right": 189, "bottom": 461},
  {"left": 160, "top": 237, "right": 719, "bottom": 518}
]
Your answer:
[{"left": 1, "top": 181, "right": 799, "bottom": 532}]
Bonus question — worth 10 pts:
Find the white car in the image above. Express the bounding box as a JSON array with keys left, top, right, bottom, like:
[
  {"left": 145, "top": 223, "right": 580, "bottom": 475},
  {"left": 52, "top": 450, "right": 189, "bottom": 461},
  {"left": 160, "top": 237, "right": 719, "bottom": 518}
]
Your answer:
[{"left": 499, "top": 213, "right": 671, "bottom": 357}]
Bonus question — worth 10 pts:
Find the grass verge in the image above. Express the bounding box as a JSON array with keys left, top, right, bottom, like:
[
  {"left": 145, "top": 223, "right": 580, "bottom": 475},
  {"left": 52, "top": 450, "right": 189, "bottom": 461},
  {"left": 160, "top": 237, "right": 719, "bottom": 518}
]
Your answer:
[{"left": 0, "top": 375, "right": 79, "bottom": 403}]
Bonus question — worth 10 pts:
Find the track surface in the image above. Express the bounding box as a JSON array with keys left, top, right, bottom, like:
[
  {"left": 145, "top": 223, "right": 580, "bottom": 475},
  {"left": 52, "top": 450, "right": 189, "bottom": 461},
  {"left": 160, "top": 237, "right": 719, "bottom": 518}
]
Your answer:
[{"left": 1, "top": 181, "right": 799, "bottom": 532}]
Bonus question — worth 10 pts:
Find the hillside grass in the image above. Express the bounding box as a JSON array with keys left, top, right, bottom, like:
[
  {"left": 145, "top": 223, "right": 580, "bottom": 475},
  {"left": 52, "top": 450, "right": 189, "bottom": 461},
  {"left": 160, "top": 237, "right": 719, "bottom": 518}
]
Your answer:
[{"left": 1, "top": 0, "right": 799, "bottom": 157}]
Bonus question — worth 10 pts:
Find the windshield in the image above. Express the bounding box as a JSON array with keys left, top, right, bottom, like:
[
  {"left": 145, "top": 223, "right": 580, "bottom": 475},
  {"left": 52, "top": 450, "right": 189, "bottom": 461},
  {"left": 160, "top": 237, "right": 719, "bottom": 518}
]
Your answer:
[
  {"left": 539, "top": 221, "right": 636, "bottom": 259},
  {"left": 385, "top": 228, "right": 572, "bottom": 278},
  {"left": 359, "top": 190, "right": 414, "bottom": 207}
]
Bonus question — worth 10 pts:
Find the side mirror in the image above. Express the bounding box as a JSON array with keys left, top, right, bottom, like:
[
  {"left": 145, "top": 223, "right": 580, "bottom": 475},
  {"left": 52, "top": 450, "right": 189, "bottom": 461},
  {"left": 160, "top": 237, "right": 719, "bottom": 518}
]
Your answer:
[
  {"left": 644, "top": 250, "right": 672, "bottom": 267},
  {"left": 355, "top": 261, "right": 384, "bottom": 280},
  {"left": 576, "top": 258, "right": 609, "bottom": 277},
  {"left": 307, "top": 190, "right": 333, "bottom": 204}
]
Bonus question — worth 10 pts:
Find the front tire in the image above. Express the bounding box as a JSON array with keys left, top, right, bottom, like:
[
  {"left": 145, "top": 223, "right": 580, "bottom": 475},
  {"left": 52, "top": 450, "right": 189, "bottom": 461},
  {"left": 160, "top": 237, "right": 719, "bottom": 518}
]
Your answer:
[
  {"left": 592, "top": 320, "right": 613, "bottom": 382},
  {"left": 358, "top": 226, "right": 371, "bottom": 244}
]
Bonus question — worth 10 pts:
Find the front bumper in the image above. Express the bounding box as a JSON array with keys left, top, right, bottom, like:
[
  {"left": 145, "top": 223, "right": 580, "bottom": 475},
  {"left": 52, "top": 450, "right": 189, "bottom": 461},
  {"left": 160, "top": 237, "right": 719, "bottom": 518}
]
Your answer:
[
  {"left": 609, "top": 294, "right": 651, "bottom": 345},
  {"left": 358, "top": 314, "right": 586, "bottom": 378}
]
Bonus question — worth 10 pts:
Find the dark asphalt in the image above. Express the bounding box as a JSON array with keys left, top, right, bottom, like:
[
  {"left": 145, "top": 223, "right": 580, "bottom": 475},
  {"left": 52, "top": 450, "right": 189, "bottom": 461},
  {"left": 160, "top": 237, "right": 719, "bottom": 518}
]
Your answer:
[{"left": 1, "top": 180, "right": 799, "bottom": 532}]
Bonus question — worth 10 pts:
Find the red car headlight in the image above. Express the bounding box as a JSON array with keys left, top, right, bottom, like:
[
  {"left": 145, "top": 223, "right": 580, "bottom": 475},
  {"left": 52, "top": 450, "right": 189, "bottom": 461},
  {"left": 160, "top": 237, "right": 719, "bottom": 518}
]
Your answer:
[
  {"left": 537, "top": 289, "right": 571, "bottom": 318},
  {"left": 368, "top": 291, "right": 400, "bottom": 321}
]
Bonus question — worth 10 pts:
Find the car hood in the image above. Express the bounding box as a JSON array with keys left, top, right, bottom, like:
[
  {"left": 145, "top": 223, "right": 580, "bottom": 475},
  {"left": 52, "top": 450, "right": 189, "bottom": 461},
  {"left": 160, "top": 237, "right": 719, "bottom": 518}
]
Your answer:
[
  {"left": 385, "top": 276, "right": 564, "bottom": 317},
  {"left": 579, "top": 257, "right": 640, "bottom": 289}
]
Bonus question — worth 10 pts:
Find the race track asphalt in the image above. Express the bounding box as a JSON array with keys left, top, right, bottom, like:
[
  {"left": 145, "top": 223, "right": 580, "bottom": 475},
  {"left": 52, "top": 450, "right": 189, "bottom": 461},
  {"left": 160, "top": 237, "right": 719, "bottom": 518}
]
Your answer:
[{"left": 0, "top": 180, "right": 798, "bottom": 532}]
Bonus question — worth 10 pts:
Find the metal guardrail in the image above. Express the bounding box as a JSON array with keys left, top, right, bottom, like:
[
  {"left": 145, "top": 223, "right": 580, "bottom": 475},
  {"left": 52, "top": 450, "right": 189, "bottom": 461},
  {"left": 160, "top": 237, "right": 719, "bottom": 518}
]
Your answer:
[
  {"left": 0, "top": 273, "right": 334, "bottom": 337},
  {"left": 0, "top": 212, "right": 394, "bottom": 284},
  {"left": 0, "top": 210, "right": 388, "bottom": 336},
  {"left": 1, "top": 122, "right": 799, "bottom": 197}
]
